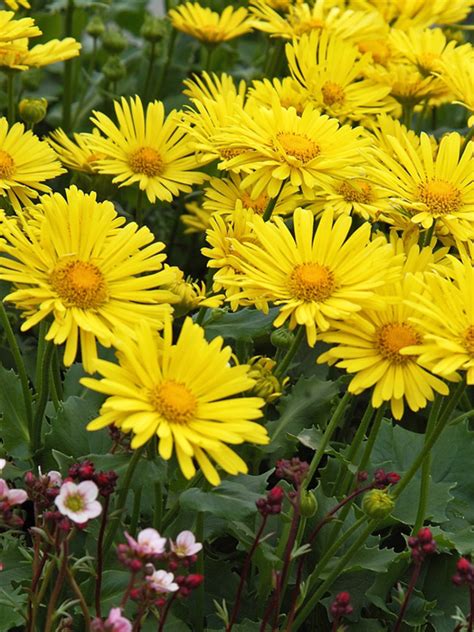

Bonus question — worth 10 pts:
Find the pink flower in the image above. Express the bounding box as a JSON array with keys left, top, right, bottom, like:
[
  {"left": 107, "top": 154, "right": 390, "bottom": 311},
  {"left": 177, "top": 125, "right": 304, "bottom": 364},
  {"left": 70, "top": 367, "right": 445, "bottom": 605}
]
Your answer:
[
  {"left": 46, "top": 470, "right": 62, "bottom": 487},
  {"left": 125, "top": 528, "right": 166, "bottom": 557},
  {"left": 0, "top": 479, "right": 28, "bottom": 506},
  {"left": 146, "top": 569, "right": 179, "bottom": 593},
  {"left": 171, "top": 530, "right": 203, "bottom": 558},
  {"left": 105, "top": 608, "right": 132, "bottom": 632},
  {"left": 55, "top": 480, "right": 102, "bottom": 523}
]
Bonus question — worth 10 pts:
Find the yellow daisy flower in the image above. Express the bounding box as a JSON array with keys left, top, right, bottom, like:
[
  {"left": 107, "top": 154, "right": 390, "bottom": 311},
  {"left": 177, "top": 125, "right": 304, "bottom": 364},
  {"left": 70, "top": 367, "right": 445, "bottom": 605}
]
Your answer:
[
  {"left": 0, "top": 11, "right": 40, "bottom": 41},
  {"left": 352, "top": 0, "right": 472, "bottom": 29},
  {"left": 215, "top": 101, "right": 369, "bottom": 197},
  {"left": 87, "top": 96, "right": 206, "bottom": 203},
  {"left": 83, "top": 318, "right": 268, "bottom": 485},
  {"left": 368, "top": 130, "right": 474, "bottom": 240},
  {"left": 248, "top": 77, "right": 308, "bottom": 115},
  {"left": 222, "top": 207, "right": 400, "bottom": 346},
  {"left": 436, "top": 44, "right": 474, "bottom": 126},
  {"left": 368, "top": 113, "right": 421, "bottom": 156},
  {"left": 286, "top": 30, "right": 393, "bottom": 122},
  {"left": 202, "top": 173, "right": 301, "bottom": 217},
  {"left": 47, "top": 129, "right": 105, "bottom": 174},
  {"left": 181, "top": 201, "right": 214, "bottom": 235},
  {"left": 317, "top": 251, "right": 449, "bottom": 419},
  {"left": 0, "top": 117, "right": 65, "bottom": 211},
  {"left": 169, "top": 2, "right": 253, "bottom": 43},
  {"left": 0, "top": 37, "right": 80, "bottom": 71},
  {"left": 0, "top": 186, "right": 176, "bottom": 373},
  {"left": 388, "top": 27, "right": 457, "bottom": 76},
  {"left": 402, "top": 256, "right": 474, "bottom": 384},
  {"left": 2, "top": 0, "right": 31, "bottom": 10},
  {"left": 162, "top": 265, "right": 223, "bottom": 317}
]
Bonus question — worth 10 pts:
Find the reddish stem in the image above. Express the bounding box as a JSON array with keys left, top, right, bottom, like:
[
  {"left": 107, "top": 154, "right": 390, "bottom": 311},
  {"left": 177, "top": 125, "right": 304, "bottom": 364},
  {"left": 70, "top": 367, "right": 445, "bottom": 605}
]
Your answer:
[
  {"left": 260, "top": 573, "right": 280, "bottom": 632},
  {"left": 95, "top": 495, "right": 110, "bottom": 617},
  {"left": 227, "top": 514, "right": 268, "bottom": 631},
  {"left": 392, "top": 563, "right": 421, "bottom": 632},
  {"left": 469, "top": 585, "right": 474, "bottom": 632},
  {"left": 120, "top": 571, "right": 138, "bottom": 609},
  {"left": 331, "top": 616, "right": 340, "bottom": 632},
  {"left": 158, "top": 593, "right": 178, "bottom": 632}
]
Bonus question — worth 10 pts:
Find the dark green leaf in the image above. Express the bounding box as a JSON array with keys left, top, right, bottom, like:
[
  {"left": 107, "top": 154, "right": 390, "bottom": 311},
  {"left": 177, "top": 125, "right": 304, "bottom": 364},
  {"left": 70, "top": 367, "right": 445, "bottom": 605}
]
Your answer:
[{"left": 0, "top": 367, "right": 31, "bottom": 459}]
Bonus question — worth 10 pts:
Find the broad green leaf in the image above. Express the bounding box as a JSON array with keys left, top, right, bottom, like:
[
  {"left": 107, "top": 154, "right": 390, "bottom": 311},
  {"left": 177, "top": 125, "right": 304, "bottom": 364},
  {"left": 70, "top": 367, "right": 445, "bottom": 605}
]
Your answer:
[
  {"left": 0, "top": 367, "right": 31, "bottom": 459},
  {"left": 179, "top": 480, "right": 263, "bottom": 521},
  {"left": 200, "top": 307, "right": 279, "bottom": 341}
]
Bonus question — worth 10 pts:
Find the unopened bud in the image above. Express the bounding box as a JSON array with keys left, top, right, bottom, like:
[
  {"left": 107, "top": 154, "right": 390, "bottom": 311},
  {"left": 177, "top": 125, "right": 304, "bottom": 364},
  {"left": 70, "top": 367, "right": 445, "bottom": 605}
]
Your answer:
[
  {"left": 299, "top": 490, "right": 318, "bottom": 517},
  {"left": 86, "top": 15, "right": 105, "bottom": 38},
  {"left": 141, "top": 15, "right": 167, "bottom": 42},
  {"left": 18, "top": 98, "right": 47, "bottom": 125},
  {"left": 270, "top": 328, "right": 295, "bottom": 350},
  {"left": 362, "top": 489, "right": 394, "bottom": 519},
  {"left": 102, "top": 56, "right": 126, "bottom": 82},
  {"left": 102, "top": 29, "right": 127, "bottom": 54}
]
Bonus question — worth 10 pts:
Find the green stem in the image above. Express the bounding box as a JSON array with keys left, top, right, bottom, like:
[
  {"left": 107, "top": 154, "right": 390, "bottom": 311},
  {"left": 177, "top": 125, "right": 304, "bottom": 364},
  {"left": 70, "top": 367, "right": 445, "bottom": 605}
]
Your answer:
[
  {"left": 333, "top": 401, "right": 374, "bottom": 496},
  {"left": 393, "top": 381, "right": 466, "bottom": 501},
  {"left": 134, "top": 189, "right": 145, "bottom": 225},
  {"left": 161, "top": 471, "right": 203, "bottom": 530},
  {"left": 65, "top": 565, "right": 91, "bottom": 628},
  {"left": 32, "top": 341, "right": 54, "bottom": 462},
  {"left": 195, "top": 512, "right": 205, "bottom": 632},
  {"left": 274, "top": 326, "right": 305, "bottom": 379},
  {"left": 292, "top": 518, "right": 377, "bottom": 630},
  {"left": 0, "top": 301, "right": 33, "bottom": 431},
  {"left": 413, "top": 395, "right": 442, "bottom": 532},
  {"left": 358, "top": 404, "right": 386, "bottom": 474},
  {"left": 262, "top": 179, "right": 286, "bottom": 222},
  {"left": 153, "top": 482, "right": 163, "bottom": 531},
  {"left": 156, "top": 30, "right": 176, "bottom": 99},
  {"left": 129, "top": 488, "right": 142, "bottom": 536},
  {"left": 143, "top": 41, "right": 157, "bottom": 101},
  {"left": 461, "top": 125, "right": 474, "bottom": 155},
  {"left": 6, "top": 72, "right": 15, "bottom": 124},
  {"left": 422, "top": 219, "right": 436, "bottom": 248},
  {"left": 301, "top": 391, "right": 352, "bottom": 493},
  {"left": 203, "top": 44, "right": 217, "bottom": 72},
  {"left": 62, "top": 0, "right": 75, "bottom": 132},
  {"left": 103, "top": 448, "right": 144, "bottom": 555},
  {"left": 401, "top": 103, "right": 414, "bottom": 129},
  {"left": 48, "top": 366, "right": 60, "bottom": 412}
]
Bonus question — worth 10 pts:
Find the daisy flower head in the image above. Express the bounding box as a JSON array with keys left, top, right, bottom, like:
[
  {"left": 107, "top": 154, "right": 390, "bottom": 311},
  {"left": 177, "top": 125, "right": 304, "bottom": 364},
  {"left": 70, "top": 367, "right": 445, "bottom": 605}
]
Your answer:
[
  {"left": 171, "top": 530, "right": 203, "bottom": 558},
  {"left": 368, "top": 130, "right": 474, "bottom": 240},
  {"left": 47, "top": 129, "right": 105, "bottom": 174},
  {"left": 83, "top": 318, "right": 268, "bottom": 486},
  {"left": 317, "top": 251, "right": 449, "bottom": 419},
  {"left": 0, "top": 37, "right": 81, "bottom": 71},
  {"left": 87, "top": 96, "right": 206, "bottom": 203},
  {"left": 55, "top": 480, "right": 102, "bottom": 524},
  {"left": 223, "top": 207, "right": 401, "bottom": 347},
  {"left": 286, "top": 30, "right": 393, "bottom": 122},
  {"left": 436, "top": 44, "right": 474, "bottom": 126},
  {"left": 0, "top": 118, "right": 65, "bottom": 211},
  {"left": 402, "top": 256, "right": 474, "bottom": 384},
  {"left": 215, "top": 101, "right": 370, "bottom": 198},
  {"left": 169, "top": 2, "right": 253, "bottom": 43},
  {"left": 388, "top": 27, "right": 457, "bottom": 76},
  {"left": 0, "top": 186, "right": 176, "bottom": 372},
  {"left": 248, "top": 77, "right": 308, "bottom": 115},
  {"left": 0, "top": 11, "right": 39, "bottom": 41}
]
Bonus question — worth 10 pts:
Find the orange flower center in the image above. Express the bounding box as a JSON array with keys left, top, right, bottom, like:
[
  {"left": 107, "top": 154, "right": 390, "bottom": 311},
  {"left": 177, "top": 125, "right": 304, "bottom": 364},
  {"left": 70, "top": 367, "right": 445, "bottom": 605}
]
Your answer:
[
  {"left": 417, "top": 179, "right": 462, "bottom": 215},
  {"left": 337, "top": 180, "right": 373, "bottom": 204},
  {"left": 289, "top": 263, "right": 335, "bottom": 302},
  {"left": 129, "top": 146, "right": 163, "bottom": 177},
  {"left": 0, "top": 150, "right": 15, "bottom": 179},
  {"left": 464, "top": 325, "right": 474, "bottom": 355},
  {"left": 150, "top": 380, "right": 197, "bottom": 424},
  {"left": 376, "top": 322, "right": 421, "bottom": 364},
  {"left": 50, "top": 260, "right": 108, "bottom": 309},
  {"left": 295, "top": 19, "right": 324, "bottom": 35},
  {"left": 241, "top": 191, "right": 269, "bottom": 214},
  {"left": 321, "top": 81, "right": 346, "bottom": 107},
  {"left": 276, "top": 132, "right": 320, "bottom": 163},
  {"left": 358, "top": 39, "right": 391, "bottom": 66}
]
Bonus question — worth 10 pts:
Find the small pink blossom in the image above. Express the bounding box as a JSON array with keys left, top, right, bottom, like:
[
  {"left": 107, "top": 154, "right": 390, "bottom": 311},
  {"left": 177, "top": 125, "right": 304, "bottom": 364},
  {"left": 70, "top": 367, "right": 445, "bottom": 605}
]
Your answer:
[
  {"left": 105, "top": 607, "right": 132, "bottom": 632},
  {"left": 0, "top": 479, "right": 28, "bottom": 506},
  {"left": 146, "top": 569, "right": 179, "bottom": 593},
  {"left": 171, "top": 530, "right": 203, "bottom": 558},
  {"left": 125, "top": 528, "right": 166, "bottom": 557},
  {"left": 55, "top": 480, "right": 102, "bottom": 523},
  {"left": 46, "top": 470, "right": 62, "bottom": 487}
]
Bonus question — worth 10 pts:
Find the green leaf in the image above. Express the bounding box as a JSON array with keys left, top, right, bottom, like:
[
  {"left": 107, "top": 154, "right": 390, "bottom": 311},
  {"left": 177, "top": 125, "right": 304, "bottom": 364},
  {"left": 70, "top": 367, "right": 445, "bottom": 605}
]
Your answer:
[
  {"left": 0, "top": 534, "right": 32, "bottom": 590},
  {"left": 264, "top": 376, "right": 339, "bottom": 454},
  {"left": 201, "top": 307, "right": 279, "bottom": 341},
  {"left": 0, "top": 367, "right": 30, "bottom": 459},
  {"left": 179, "top": 479, "right": 264, "bottom": 521}
]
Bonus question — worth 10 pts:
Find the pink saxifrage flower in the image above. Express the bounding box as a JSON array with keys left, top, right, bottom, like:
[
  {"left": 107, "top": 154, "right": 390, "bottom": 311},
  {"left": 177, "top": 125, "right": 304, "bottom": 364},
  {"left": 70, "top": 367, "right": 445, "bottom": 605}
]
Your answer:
[
  {"left": 125, "top": 528, "right": 167, "bottom": 557},
  {"left": 0, "top": 479, "right": 28, "bottom": 507},
  {"left": 146, "top": 569, "right": 179, "bottom": 593},
  {"left": 55, "top": 480, "right": 102, "bottom": 523},
  {"left": 171, "top": 530, "right": 203, "bottom": 558},
  {"left": 105, "top": 607, "right": 132, "bottom": 632}
]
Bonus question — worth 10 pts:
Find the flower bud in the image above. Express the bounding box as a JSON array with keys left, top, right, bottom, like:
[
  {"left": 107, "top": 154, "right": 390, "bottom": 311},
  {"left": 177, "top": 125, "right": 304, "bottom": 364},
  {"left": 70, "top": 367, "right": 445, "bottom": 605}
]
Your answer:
[
  {"left": 299, "top": 490, "right": 318, "bottom": 517},
  {"left": 86, "top": 15, "right": 105, "bottom": 38},
  {"left": 102, "top": 56, "right": 126, "bottom": 82},
  {"left": 141, "top": 15, "right": 167, "bottom": 43},
  {"left": 362, "top": 489, "right": 395, "bottom": 519},
  {"left": 18, "top": 98, "right": 47, "bottom": 125},
  {"left": 102, "top": 29, "right": 127, "bottom": 54},
  {"left": 270, "top": 328, "right": 295, "bottom": 350}
]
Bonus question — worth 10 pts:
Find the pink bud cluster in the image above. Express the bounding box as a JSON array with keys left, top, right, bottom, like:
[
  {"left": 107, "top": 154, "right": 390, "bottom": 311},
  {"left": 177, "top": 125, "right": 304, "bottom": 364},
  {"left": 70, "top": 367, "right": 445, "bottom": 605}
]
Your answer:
[
  {"left": 68, "top": 460, "right": 118, "bottom": 497},
  {"left": 452, "top": 557, "right": 474, "bottom": 586},
  {"left": 24, "top": 469, "right": 62, "bottom": 509},
  {"left": 275, "top": 458, "right": 309, "bottom": 488},
  {"left": 256, "top": 486, "right": 285, "bottom": 516},
  {"left": 408, "top": 527, "right": 437, "bottom": 563},
  {"left": 330, "top": 591, "right": 353, "bottom": 622}
]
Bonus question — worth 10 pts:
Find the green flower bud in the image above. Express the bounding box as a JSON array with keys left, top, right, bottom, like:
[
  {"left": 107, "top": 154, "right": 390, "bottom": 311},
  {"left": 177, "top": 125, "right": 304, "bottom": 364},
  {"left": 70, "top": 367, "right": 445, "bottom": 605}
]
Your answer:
[
  {"left": 270, "top": 327, "right": 295, "bottom": 350},
  {"left": 299, "top": 490, "right": 318, "bottom": 518},
  {"left": 18, "top": 98, "right": 47, "bottom": 125},
  {"left": 86, "top": 16, "right": 105, "bottom": 39},
  {"left": 141, "top": 15, "right": 167, "bottom": 43},
  {"left": 102, "top": 56, "right": 126, "bottom": 82},
  {"left": 101, "top": 29, "right": 127, "bottom": 54},
  {"left": 362, "top": 489, "right": 395, "bottom": 520}
]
